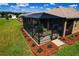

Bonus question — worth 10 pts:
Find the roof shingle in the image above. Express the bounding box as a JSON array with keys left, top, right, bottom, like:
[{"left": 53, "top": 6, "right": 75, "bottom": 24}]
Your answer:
[{"left": 46, "top": 7, "right": 79, "bottom": 18}]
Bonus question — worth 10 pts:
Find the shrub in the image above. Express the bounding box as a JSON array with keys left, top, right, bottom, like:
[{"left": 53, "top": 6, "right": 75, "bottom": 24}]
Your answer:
[
  {"left": 75, "top": 34, "right": 78, "bottom": 37},
  {"left": 47, "top": 44, "right": 52, "bottom": 48},
  {"left": 24, "top": 35, "right": 27, "bottom": 37},
  {"left": 27, "top": 38, "right": 31, "bottom": 42},
  {"left": 70, "top": 35, "right": 74, "bottom": 38},
  {"left": 37, "top": 48, "right": 43, "bottom": 53},
  {"left": 32, "top": 43, "right": 36, "bottom": 47}
]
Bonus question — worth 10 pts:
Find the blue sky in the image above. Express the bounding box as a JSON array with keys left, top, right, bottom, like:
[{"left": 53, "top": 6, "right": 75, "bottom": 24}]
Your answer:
[{"left": 0, "top": 3, "right": 79, "bottom": 12}]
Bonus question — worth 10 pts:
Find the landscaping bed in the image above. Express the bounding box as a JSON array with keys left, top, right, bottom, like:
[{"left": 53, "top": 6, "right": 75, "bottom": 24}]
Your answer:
[
  {"left": 74, "top": 32, "right": 79, "bottom": 40},
  {"left": 60, "top": 32, "right": 79, "bottom": 45},
  {"left": 67, "top": 33, "right": 79, "bottom": 41},
  {"left": 32, "top": 42, "right": 59, "bottom": 56},
  {"left": 60, "top": 37, "right": 75, "bottom": 45},
  {"left": 21, "top": 28, "right": 59, "bottom": 56}
]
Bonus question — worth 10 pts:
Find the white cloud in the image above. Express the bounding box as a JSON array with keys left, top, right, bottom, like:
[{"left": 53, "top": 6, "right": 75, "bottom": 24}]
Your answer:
[
  {"left": 40, "top": 7, "right": 43, "bottom": 9},
  {"left": 21, "top": 9, "right": 27, "bottom": 11},
  {"left": 16, "top": 3, "right": 29, "bottom": 7},
  {"left": 69, "top": 4, "right": 78, "bottom": 8},
  {"left": 10, "top": 5, "right": 14, "bottom": 8},
  {"left": 50, "top": 3, "right": 55, "bottom": 5},
  {"left": 34, "top": 6, "right": 38, "bottom": 8},
  {"left": 0, "top": 3, "right": 8, "bottom": 5},
  {"left": 10, "top": 5, "right": 19, "bottom": 9},
  {"left": 9, "top": 5, "right": 21, "bottom": 12},
  {"left": 30, "top": 6, "right": 35, "bottom": 8},
  {"left": 59, "top": 6, "right": 63, "bottom": 8},
  {"left": 44, "top": 4, "right": 49, "bottom": 6},
  {"left": 46, "top": 8, "right": 51, "bottom": 10}
]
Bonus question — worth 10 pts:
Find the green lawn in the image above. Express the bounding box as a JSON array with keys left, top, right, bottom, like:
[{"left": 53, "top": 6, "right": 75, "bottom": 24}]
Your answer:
[
  {"left": 0, "top": 18, "right": 34, "bottom": 56},
  {"left": 53, "top": 41, "right": 79, "bottom": 56}
]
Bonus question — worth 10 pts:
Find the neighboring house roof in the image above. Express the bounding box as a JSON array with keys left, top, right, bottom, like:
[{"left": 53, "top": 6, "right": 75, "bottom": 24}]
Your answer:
[
  {"left": 8, "top": 14, "right": 16, "bottom": 16},
  {"left": 20, "top": 7, "right": 79, "bottom": 19},
  {"left": 46, "top": 7, "right": 79, "bottom": 18}
]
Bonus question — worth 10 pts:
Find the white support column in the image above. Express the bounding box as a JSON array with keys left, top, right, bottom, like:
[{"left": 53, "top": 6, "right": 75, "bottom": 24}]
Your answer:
[
  {"left": 47, "top": 20, "right": 49, "bottom": 30},
  {"left": 63, "top": 20, "right": 67, "bottom": 37}
]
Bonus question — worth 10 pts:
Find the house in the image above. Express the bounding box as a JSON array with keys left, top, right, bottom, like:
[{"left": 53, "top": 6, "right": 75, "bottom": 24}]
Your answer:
[
  {"left": 8, "top": 14, "right": 17, "bottom": 19},
  {"left": 0, "top": 14, "right": 2, "bottom": 18},
  {"left": 20, "top": 7, "right": 79, "bottom": 44}
]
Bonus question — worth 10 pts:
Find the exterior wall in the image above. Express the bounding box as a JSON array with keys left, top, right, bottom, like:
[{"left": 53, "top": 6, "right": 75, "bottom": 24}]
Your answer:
[
  {"left": 8, "top": 14, "right": 16, "bottom": 19},
  {"left": 72, "top": 20, "right": 79, "bottom": 34},
  {"left": 12, "top": 15, "right": 16, "bottom": 19}
]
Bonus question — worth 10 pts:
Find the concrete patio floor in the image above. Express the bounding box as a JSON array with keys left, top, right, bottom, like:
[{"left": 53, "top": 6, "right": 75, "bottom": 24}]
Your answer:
[{"left": 52, "top": 39, "right": 65, "bottom": 47}]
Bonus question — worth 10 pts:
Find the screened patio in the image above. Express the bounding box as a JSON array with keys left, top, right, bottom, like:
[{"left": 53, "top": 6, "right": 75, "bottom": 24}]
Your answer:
[{"left": 21, "top": 12, "right": 65, "bottom": 44}]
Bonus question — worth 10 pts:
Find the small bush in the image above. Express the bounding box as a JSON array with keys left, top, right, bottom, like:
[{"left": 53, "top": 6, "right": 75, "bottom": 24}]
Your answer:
[
  {"left": 71, "top": 35, "right": 74, "bottom": 38},
  {"left": 27, "top": 38, "right": 31, "bottom": 42},
  {"left": 75, "top": 34, "right": 78, "bottom": 37},
  {"left": 24, "top": 35, "right": 27, "bottom": 37},
  {"left": 47, "top": 44, "right": 52, "bottom": 48},
  {"left": 70, "top": 34, "right": 75, "bottom": 39},
  {"left": 32, "top": 43, "right": 36, "bottom": 47},
  {"left": 37, "top": 48, "right": 43, "bottom": 53}
]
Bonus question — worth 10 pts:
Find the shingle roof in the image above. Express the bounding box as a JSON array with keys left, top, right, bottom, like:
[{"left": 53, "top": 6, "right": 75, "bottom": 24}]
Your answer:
[
  {"left": 77, "top": 11, "right": 79, "bottom": 17},
  {"left": 19, "top": 12, "right": 43, "bottom": 17},
  {"left": 20, "top": 12, "right": 63, "bottom": 18},
  {"left": 22, "top": 12, "right": 43, "bottom": 18},
  {"left": 46, "top": 7, "right": 79, "bottom": 18}
]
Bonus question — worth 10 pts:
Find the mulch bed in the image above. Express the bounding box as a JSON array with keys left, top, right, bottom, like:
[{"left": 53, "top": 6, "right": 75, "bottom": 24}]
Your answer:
[
  {"left": 60, "top": 37, "right": 76, "bottom": 45},
  {"left": 21, "top": 28, "right": 59, "bottom": 56},
  {"left": 74, "top": 32, "right": 79, "bottom": 40},
  {"left": 60, "top": 32, "right": 79, "bottom": 45},
  {"left": 32, "top": 42, "right": 59, "bottom": 56}
]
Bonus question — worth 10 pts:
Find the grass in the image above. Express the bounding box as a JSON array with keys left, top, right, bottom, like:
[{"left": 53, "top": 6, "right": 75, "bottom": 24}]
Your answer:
[
  {"left": 53, "top": 41, "right": 79, "bottom": 56},
  {"left": 0, "top": 18, "right": 34, "bottom": 56}
]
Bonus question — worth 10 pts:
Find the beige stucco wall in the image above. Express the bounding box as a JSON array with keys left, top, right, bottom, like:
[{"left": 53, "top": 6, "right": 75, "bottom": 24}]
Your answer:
[{"left": 72, "top": 20, "right": 79, "bottom": 34}]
